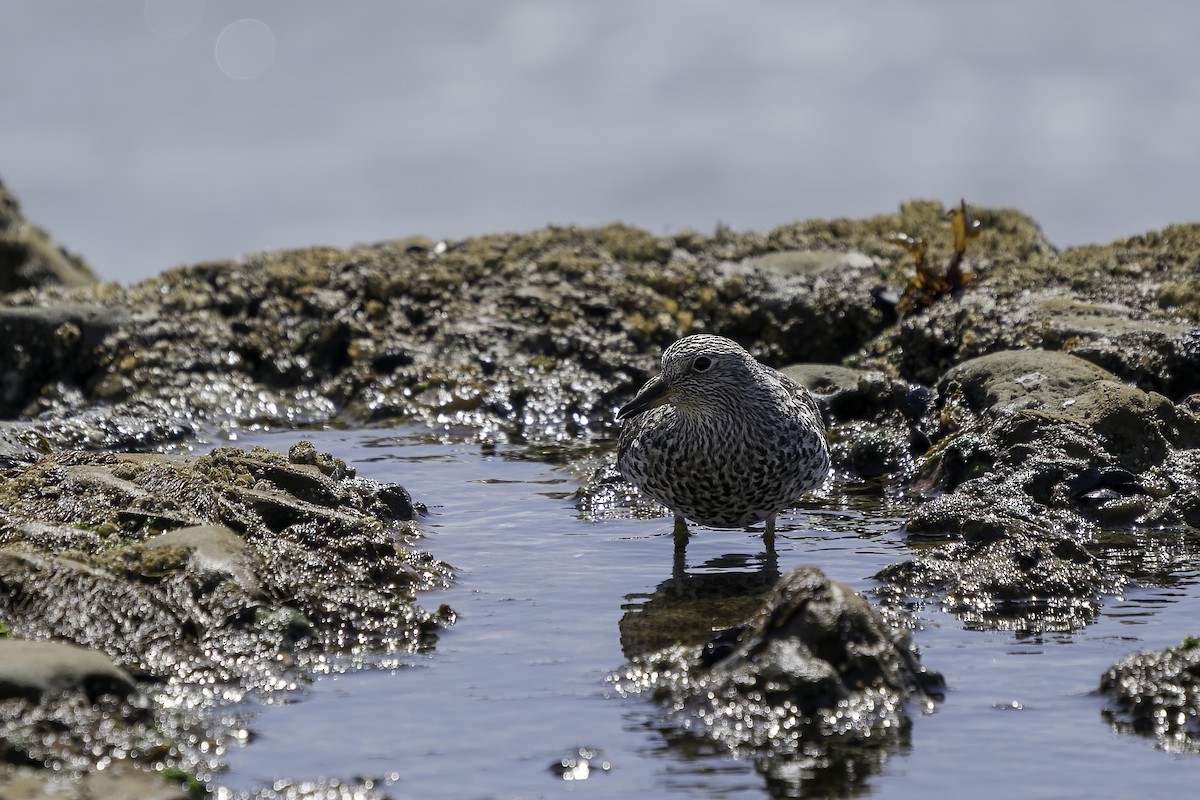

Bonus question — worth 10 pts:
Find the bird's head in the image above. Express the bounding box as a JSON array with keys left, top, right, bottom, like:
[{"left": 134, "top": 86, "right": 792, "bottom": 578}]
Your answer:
[{"left": 616, "top": 334, "right": 757, "bottom": 420}]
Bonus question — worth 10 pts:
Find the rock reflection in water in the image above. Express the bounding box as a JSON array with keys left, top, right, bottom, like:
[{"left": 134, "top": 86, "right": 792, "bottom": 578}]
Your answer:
[
  {"left": 619, "top": 548, "right": 781, "bottom": 660},
  {"left": 615, "top": 560, "right": 942, "bottom": 799}
]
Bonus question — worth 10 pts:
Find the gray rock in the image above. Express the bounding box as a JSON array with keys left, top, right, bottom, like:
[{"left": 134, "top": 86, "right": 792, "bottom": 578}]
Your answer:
[
  {"left": 0, "top": 639, "right": 136, "bottom": 701},
  {"left": 740, "top": 248, "right": 875, "bottom": 277},
  {"left": 141, "top": 523, "right": 262, "bottom": 597},
  {"left": 885, "top": 348, "right": 1200, "bottom": 631},
  {"left": 939, "top": 349, "right": 1115, "bottom": 417},
  {"left": 0, "top": 443, "right": 452, "bottom": 780}
]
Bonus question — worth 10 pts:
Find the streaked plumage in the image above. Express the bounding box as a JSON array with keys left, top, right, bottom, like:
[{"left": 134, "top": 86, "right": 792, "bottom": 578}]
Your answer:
[{"left": 616, "top": 334, "right": 830, "bottom": 535}]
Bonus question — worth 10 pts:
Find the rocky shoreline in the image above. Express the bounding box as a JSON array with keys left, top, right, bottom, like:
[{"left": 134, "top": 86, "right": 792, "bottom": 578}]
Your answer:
[{"left": 2, "top": 176, "right": 1198, "bottom": 794}]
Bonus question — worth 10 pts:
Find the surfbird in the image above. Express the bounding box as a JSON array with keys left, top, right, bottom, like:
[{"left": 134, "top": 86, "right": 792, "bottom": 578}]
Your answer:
[{"left": 616, "top": 334, "right": 830, "bottom": 540}]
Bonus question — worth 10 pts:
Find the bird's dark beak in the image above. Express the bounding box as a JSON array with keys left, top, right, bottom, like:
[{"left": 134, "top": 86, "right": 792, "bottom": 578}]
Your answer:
[{"left": 617, "top": 376, "right": 673, "bottom": 420}]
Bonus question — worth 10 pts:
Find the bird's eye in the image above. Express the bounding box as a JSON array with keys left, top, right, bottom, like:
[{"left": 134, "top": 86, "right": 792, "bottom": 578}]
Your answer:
[{"left": 692, "top": 356, "right": 712, "bottom": 372}]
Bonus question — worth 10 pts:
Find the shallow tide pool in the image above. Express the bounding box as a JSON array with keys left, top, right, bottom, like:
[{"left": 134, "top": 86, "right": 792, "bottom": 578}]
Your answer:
[{"left": 215, "top": 427, "right": 1200, "bottom": 799}]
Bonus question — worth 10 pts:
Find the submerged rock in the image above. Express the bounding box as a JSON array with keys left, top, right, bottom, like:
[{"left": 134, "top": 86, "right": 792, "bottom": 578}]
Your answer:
[
  {"left": 611, "top": 567, "right": 942, "bottom": 796},
  {"left": 1101, "top": 638, "right": 1200, "bottom": 753}
]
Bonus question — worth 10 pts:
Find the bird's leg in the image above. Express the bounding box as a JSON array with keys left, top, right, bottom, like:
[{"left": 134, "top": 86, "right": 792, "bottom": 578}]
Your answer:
[
  {"left": 672, "top": 515, "right": 689, "bottom": 582},
  {"left": 762, "top": 514, "right": 777, "bottom": 554},
  {"left": 672, "top": 514, "right": 690, "bottom": 542}
]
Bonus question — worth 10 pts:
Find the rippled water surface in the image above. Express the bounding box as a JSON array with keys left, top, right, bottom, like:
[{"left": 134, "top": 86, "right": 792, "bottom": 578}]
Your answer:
[{"left": 216, "top": 427, "right": 1200, "bottom": 798}]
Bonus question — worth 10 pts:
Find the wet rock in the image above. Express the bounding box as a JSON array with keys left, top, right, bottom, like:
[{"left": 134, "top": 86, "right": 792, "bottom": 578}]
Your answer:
[
  {"left": 734, "top": 248, "right": 888, "bottom": 364},
  {"left": 0, "top": 304, "right": 129, "bottom": 417},
  {"left": 782, "top": 363, "right": 933, "bottom": 479},
  {"left": 0, "top": 178, "right": 98, "bottom": 291},
  {"left": 865, "top": 248, "right": 1200, "bottom": 401},
  {"left": 883, "top": 348, "right": 1200, "bottom": 630},
  {"left": 926, "top": 352, "right": 1200, "bottom": 521},
  {"left": 0, "top": 641, "right": 176, "bottom": 778},
  {"left": 0, "top": 639, "right": 136, "bottom": 702},
  {"left": 6, "top": 402, "right": 196, "bottom": 452},
  {"left": 0, "top": 178, "right": 1197, "bottom": 785},
  {"left": 0, "top": 200, "right": 1049, "bottom": 446},
  {"left": 0, "top": 185, "right": 1195, "bottom": 452},
  {"left": 1036, "top": 300, "right": 1198, "bottom": 395},
  {"left": 879, "top": 488, "right": 1105, "bottom": 631},
  {"left": 782, "top": 363, "right": 931, "bottom": 425},
  {"left": 611, "top": 567, "right": 942, "bottom": 795},
  {"left": 0, "top": 442, "right": 452, "bottom": 780},
  {"left": 1100, "top": 638, "right": 1200, "bottom": 753}
]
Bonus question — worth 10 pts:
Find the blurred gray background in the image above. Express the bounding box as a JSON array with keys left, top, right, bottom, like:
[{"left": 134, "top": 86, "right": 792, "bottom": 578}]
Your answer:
[{"left": 4, "top": 1, "right": 1199, "bottom": 283}]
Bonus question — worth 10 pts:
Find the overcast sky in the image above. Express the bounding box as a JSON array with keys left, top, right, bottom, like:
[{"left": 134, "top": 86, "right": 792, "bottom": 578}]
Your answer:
[{"left": 4, "top": 1, "right": 1200, "bottom": 282}]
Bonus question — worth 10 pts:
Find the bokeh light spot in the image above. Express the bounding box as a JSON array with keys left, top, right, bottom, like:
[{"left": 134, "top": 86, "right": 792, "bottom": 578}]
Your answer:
[{"left": 214, "top": 19, "right": 275, "bottom": 80}]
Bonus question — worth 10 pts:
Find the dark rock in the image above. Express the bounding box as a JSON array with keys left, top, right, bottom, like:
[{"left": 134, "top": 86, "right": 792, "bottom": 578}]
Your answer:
[
  {"left": 0, "top": 304, "right": 128, "bottom": 418},
  {"left": 782, "top": 363, "right": 929, "bottom": 425},
  {"left": 880, "top": 488, "right": 1105, "bottom": 631},
  {"left": 884, "top": 348, "right": 1200, "bottom": 630},
  {"left": 781, "top": 363, "right": 933, "bottom": 479}
]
